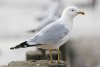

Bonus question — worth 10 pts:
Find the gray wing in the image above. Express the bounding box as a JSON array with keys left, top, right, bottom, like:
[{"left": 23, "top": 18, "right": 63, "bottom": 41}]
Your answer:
[{"left": 27, "top": 22, "right": 69, "bottom": 45}]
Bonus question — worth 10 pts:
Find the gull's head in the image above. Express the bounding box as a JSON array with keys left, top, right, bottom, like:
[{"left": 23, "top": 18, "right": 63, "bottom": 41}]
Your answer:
[{"left": 62, "top": 6, "right": 85, "bottom": 19}]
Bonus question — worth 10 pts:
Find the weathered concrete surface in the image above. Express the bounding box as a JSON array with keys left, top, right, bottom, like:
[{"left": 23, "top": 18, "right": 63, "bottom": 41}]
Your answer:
[
  {"left": 0, "top": 66, "right": 8, "bottom": 67},
  {"left": 26, "top": 49, "right": 62, "bottom": 61},
  {"left": 26, "top": 50, "right": 42, "bottom": 60},
  {"left": 8, "top": 60, "right": 66, "bottom": 67}
]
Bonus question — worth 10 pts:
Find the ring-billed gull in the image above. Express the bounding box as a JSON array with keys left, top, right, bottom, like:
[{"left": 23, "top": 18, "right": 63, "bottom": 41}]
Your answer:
[{"left": 10, "top": 6, "right": 85, "bottom": 63}]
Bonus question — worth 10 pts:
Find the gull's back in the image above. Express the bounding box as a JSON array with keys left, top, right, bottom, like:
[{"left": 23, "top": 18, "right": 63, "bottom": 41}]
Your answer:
[{"left": 27, "top": 20, "right": 69, "bottom": 47}]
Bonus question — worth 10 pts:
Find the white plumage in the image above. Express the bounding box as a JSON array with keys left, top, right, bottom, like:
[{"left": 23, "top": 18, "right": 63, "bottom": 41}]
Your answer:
[{"left": 10, "top": 6, "right": 84, "bottom": 63}]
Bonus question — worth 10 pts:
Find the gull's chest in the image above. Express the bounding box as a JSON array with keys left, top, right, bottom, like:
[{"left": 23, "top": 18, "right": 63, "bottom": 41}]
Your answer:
[{"left": 55, "top": 23, "right": 72, "bottom": 45}]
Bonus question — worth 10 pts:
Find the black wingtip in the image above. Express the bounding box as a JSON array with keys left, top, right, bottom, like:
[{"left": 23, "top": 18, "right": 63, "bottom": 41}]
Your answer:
[
  {"left": 27, "top": 30, "right": 36, "bottom": 33},
  {"left": 10, "top": 41, "right": 38, "bottom": 50},
  {"left": 10, "top": 47, "right": 14, "bottom": 50}
]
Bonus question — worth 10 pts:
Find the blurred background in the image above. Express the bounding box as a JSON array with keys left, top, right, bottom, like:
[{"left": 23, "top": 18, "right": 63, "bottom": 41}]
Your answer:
[{"left": 0, "top": 0, "right": 100, "bottom": 67}]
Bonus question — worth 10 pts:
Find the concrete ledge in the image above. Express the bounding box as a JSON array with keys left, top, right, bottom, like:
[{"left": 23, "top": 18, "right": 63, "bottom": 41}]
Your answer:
[
  {"left": 26, "top": 49, "right": 62, "bottom": 60},
  {"left": 8, "top": 60, "right": 66, "bottom": 67},
  {"left": 0, "top": 65, "right": 8, "bottom": 67},
  {"left": 26, "top": 50, "right": 42, "bottom": 60}
]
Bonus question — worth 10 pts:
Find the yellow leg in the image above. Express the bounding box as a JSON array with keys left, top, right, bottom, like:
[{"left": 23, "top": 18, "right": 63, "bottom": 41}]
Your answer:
[
  {"left": 58, "top": 48, "right": 60, "bottom": 63},
  {"left": 49, "top": 49, "right": 53, "bottom": 63}
]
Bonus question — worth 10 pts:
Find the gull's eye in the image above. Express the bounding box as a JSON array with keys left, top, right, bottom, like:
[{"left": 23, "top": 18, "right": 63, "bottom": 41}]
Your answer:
[{"left": 71, "top": 9, "right": 74, "bottom": 11}]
